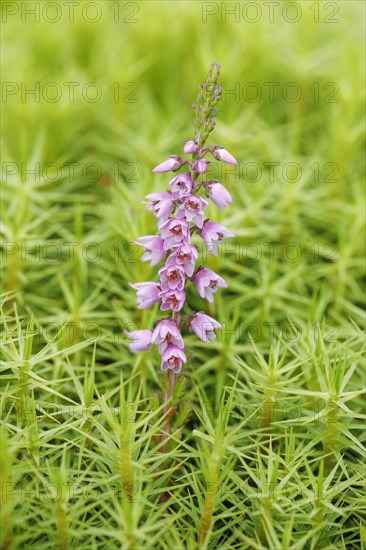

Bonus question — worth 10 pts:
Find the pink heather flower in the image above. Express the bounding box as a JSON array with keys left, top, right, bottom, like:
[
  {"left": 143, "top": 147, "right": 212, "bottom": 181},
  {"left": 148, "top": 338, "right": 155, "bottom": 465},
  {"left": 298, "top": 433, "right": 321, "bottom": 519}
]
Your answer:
[
  {"left": 189, "top": 312, "right": 224, "bottom": 343},
  {"left": 159, "top": 289, "right": 186, "bottom": 311},
  {"left": 135, "top": 236, "right": 165, "bottom": 267},
  {"left": 160, "top": 217, "right": 190, "bottom": 250},
  {"left": 212, "top": 146, "right": 238, "bottom": 165},
  {"left": 129, "top": 282, "right": 160, "bottom": 309},
  {"left": 206, "top": 181, "right": 233, "bottom": 210},
  {"left": 151, "top": 319, "right": 184, "bottom": 352},
  {"left": 159, "top": 264, "right": 186, "bottom": 291},
  {"left": 200, "top": 221, "right": 235, "bottom": 255},
  {"left": 143, "top": 192, "right": 174, "bottom": 222},
  {"left": 166, "top": 244, "right": 198, "bottom": 277},
  {"left": 152, "top": 156, "right": 185, "bottom": 173},
  {"left": 176, "top": 195, "right": 208, "bottom": 228},
  {"left": 169, "top": 173, "right": 193, "bottom": 200},
  {"left": 194, "top": 267, "right": 228, "bottom": 303},
  {"left": 127, "top": 63, "right": 236, "bottom": 376},
  {"left": 124, "top": 329, "right": 152, "bottom": 352},
  {"left": 183, "top": 140, "right": 197, "bottom": 154},
  {"left": 195, "top": 158, "right": 208, "bottom": 174},
  {"left": 161, "top": 345, "right": 187, "bottom": 374}
]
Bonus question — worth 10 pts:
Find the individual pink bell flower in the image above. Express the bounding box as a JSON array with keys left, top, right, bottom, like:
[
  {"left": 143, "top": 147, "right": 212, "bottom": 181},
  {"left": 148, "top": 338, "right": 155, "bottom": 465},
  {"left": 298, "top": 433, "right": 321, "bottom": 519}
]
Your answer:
[
  {"left": 189, "top": 312, "right": 224, "bottom": 343},
  {"left": 159, "top": 217, "right": 190, "bottom": 250},
  {"left": 159, "top": 288, "right": 186, "bottom": 312},
  {"left": 183, "top": 140, "right": 197, "bottom": 154},
  {"left": 124, "top": 329, "right": 153, "bottom": 352},
  {"left": 151, "top": 319, "right": 184, "bottom": 352},
  {"left": 169, "top": 173, "right": 193, "bottom": 200},
  {"left": 206, "top": 181, "right": 233, "bottom": 210},
  {"left": 200, "top": 221, "right": 235, "bottom": 255},
  {"left": 135, "top": 236, "right": 166, "bottom": 267},
  {"left": 194, "top": 267, "right": 228, "bottom": 303},
  {"left": 159, "top": 264, "right": 186, "bottom": 291},
  {"left": 176, "top": 195, "right": 208, "bottom": 228},
  {"left": 212, "top": 146, "right": 238, "bottom": 165},
  {"left": 161, "top": 345, "right": 187, "bottom": 374},
  {"left": 165, "top": 244, "right": 198, "bottom": 277},
  {"left": 152, "top": 156, "right": 185, "bottom": 173},
  {"left": 195, "top": 159, "right": 208, "bottom": 174},
  {"left": 129, "top": 282, "right": 160, "bottom": 309},
  {"left": 143, "top": 192, "right": 174, "bottom": 222}
]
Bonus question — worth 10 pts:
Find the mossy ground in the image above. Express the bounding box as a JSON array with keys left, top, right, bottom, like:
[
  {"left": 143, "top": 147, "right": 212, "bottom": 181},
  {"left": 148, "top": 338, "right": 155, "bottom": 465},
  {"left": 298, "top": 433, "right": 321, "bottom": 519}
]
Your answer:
[{"left": 1, "top": 2, "right": 365, "bottom": 548}]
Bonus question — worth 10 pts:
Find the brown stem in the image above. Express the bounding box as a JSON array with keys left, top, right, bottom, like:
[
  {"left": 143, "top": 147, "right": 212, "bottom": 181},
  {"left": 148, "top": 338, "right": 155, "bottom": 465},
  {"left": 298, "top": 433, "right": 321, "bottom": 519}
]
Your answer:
[{"left": 160, "top": 369, "right": 176, "bottom": 452}]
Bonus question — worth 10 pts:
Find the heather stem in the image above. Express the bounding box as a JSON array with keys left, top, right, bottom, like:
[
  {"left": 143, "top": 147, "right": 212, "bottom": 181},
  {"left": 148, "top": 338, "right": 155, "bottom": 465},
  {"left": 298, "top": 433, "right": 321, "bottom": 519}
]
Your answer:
[
  {"left": 160, "top": 371, "right": 175, "bottom": 452},
  {"left": 160, "top": 312, "right": 179, "bottom": 452}
]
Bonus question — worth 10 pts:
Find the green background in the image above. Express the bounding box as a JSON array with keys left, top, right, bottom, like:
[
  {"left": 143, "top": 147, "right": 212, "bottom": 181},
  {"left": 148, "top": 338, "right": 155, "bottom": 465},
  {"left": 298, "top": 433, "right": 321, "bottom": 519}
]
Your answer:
[{"left": 1, "top": 1, "right": 365, "bottom": 549}]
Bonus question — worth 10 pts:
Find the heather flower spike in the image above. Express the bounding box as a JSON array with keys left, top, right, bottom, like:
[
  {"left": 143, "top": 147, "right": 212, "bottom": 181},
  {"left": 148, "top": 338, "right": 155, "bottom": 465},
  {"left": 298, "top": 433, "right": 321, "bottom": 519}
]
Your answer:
[{"left": 127, "top": 62, "right": 236, "bottom": 398}]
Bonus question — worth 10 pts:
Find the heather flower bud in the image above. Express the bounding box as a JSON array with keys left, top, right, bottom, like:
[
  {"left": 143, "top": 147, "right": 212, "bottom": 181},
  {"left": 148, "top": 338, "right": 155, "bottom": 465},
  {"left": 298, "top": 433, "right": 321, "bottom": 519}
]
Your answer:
[
  {"left": 209, "top": 62, "right": 220, "bottom": 81},
  {"left": 212, "top": 146, "right": 238, "bottom": 165},
  {"left": 183, "top": 140, "right": 197, "bottom": 154},
  {"left": 124, "top": 330, "right": 153, "bottom": 352},
  {"left": 195, "top": 159, "right": 208, "bottom": 174},
  {"left": 152, "top": 156, "right": 185, "bottom": 173}
]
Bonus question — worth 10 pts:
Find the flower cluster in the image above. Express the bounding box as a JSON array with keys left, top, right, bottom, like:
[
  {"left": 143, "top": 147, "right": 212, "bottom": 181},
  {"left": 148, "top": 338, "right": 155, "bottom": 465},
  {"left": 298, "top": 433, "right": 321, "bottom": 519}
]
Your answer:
[{"left": 126, "top": 63, "right": 236, "bottom": 374}]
